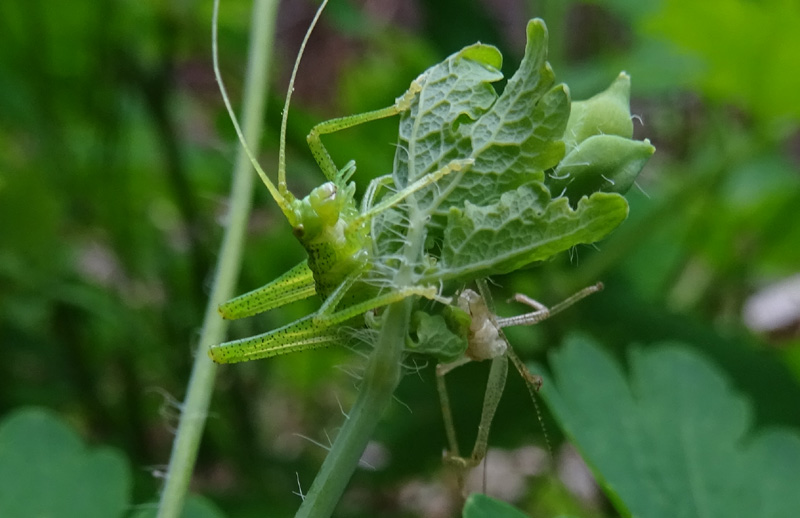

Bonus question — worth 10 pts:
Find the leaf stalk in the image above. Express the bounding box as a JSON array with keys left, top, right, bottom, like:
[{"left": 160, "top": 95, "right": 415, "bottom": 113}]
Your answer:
[{"left": 156, "top": 1, "right": 278, "bottom": 516}]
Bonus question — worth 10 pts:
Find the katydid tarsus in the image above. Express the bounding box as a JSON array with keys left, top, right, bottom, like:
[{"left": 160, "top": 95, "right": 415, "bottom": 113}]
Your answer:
[{"left": 208, "top": 0, "right": 468, "bottom": 363}]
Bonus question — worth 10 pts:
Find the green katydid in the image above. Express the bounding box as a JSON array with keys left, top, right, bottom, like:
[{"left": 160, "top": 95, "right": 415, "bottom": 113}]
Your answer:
[{"left": 208, "top": 0, "right": 470, "bottom": 364}]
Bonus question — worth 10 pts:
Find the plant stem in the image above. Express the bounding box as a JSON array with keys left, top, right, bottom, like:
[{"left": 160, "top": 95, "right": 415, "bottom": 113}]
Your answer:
[
  {"left": 156, "top": 0, "right": 278, "bottom": 516},
  {"left": 296, "top": 299, "right": 412, "bottom": 517},
  {"left": 297, "top": 209, "right": 427, "bottom": 516}
]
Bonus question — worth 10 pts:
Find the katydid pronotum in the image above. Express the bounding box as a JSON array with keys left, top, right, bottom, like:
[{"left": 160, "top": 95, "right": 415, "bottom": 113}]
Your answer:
[{"left": 208, "top": 0, "right": 652, "bottom": 486}]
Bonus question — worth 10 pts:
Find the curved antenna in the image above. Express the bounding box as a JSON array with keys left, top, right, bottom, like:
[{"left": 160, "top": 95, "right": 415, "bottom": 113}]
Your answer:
[
  {"left": 278, "top": 0, "right": 330, "bottom": 193},
  {"left": 212, "top": 0, "right": 295, "bottom": 223}
]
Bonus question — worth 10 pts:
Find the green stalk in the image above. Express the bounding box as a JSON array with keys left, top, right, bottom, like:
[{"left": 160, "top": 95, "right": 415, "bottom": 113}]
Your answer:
[
  {"left": 297, "top": 209, "right": 427, "bottom": 517},
  {"left": 295, "top": 299, "right": 412, "bottom": 517},
  {"left": 156, "top": 0, "right": 278, "bottom": 516}
]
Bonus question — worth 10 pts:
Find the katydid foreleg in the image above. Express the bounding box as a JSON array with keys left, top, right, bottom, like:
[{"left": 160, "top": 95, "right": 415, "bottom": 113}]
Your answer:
[{"left": 305, "top": 78, "right": 425, "bottom": 182}]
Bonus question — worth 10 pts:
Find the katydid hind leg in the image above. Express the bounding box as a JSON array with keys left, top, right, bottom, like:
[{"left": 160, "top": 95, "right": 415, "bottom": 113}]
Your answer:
[
  {"left": 436, "top": 363, "right": 462, "bottom": 461},
  {"left": 218, "top": 260, "right": 317, "bottom": 320},
  {"left": 209, "top": 314, "right": 340, "bottom": 364},
  {"left": 461, "top": 355, "right": 508, "bottom": 469},
  {"left": 212, "top": 283, "right": 441, "bottom": 363}
]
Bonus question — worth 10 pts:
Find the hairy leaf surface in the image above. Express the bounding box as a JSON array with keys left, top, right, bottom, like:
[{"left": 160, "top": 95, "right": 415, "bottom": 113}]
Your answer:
[
  {"left": 374, "top": 19, "right": 639, "bottom": 284},
  {"left": 393, "top": 19, "right": 569, "bottom": 214},
  {"left": 430, "top": 187, "right": 628, "bottom": 281}
]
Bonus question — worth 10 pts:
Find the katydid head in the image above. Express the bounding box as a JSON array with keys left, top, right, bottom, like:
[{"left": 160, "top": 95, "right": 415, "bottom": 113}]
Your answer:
[{"left": 290, "top": 179, "right": 358, "bottom": 243}]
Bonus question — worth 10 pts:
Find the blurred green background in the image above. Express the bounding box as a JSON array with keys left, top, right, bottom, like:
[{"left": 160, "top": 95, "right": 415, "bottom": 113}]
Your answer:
[{"left": 1, "top": 0, "right": 799, "bottom": 516}]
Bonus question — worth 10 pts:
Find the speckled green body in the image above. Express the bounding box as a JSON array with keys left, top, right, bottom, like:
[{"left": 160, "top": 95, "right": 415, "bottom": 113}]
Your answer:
[{"left": 289, "top": 179, "right": 371, "bottom": 301}]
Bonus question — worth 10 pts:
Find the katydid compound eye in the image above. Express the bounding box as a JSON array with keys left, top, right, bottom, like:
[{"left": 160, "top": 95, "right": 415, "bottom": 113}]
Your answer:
[
  {"left": 320, "top": 183, "right": 336, "bottom": 201},
  {"left": 309, "top": 182, "right": 336, "bottom": 204}
]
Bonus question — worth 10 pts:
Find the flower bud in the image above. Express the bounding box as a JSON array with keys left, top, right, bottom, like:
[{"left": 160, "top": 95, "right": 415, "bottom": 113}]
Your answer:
[
  {"left": 563, "top": 72, "right": 634, "bottom": 153},
  {"left": 547, "top": 72, "right": 654, "bottom": 204},
  {"left": 549, "top": 135, "right": 655, "bottom": 204}
]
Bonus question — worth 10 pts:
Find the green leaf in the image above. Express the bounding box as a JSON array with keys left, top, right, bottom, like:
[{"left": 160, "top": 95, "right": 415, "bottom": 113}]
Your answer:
[
  {"left": 392, "top": 41, "right": 504, "bottom": 193},
  {"left": 431, "top": 187, "right": 629, "bottom": 281},
  {"left": 536, "top": 336, "right": 800, "bottom": 517},
  {"left": 406, "top": 306, "right": 469, "bottom": 363},
  {"left": 392, "top": 19, "right": 569, "bottom": 214},
  {"left": 373, "top": 39, "right": 506, "bottom": 259},
  {"left": 456, "top": 19, "right": 569, "bottom": 209},
  {"left": 375, "top": 18, "right": 648, "bottom": 283},
  {"left": 462, "top": 493, "right": 530, "bottom": 518},
  {"left": 0, "top": 407, "right": 131, "bottom": 518}
]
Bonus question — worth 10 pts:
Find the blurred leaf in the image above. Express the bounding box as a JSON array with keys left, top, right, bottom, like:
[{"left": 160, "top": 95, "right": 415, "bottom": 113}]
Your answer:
[
  {"left": 588, "top": 0, "right": 661, "bottom": 21},
  {"left": 537, "top": 335, "right": 800, "bottom": 517},
  {"left": 131, "top": 495, "right": 227, "bottom": 518},
  {"left": 0, "top": 163, "right": 63, "bottom": 270},
  {"left": 462, "top": 492, "right": 530, "bottom": 518},
  {"left": 0, "top": 407, "right": 131, "bottom": 518},
  {"left": 643, "top": 0, "right": 800, "bottom": 125}
]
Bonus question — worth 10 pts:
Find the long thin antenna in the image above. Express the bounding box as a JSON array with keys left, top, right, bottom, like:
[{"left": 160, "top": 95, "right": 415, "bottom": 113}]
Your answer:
[
  {"left": 278, "top": 0, "right": 330, "bottom": 193},
  {"left": 212, "top": 0, "right": 295, "bottom": 223}
]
